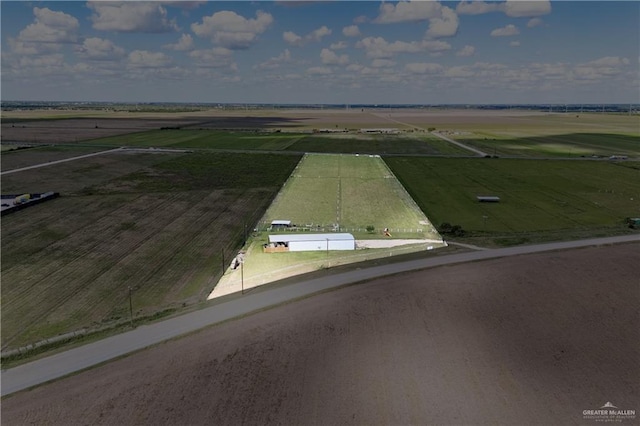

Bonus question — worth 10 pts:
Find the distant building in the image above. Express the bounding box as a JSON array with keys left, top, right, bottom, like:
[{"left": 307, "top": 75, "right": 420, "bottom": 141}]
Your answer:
[{"left": 359, "top": 128, "right": 400, "bottom": 134}]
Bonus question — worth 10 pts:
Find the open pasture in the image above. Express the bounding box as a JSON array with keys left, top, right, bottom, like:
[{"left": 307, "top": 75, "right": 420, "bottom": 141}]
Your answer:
[
  {"left": 1, "top": 151, "right": 300, "bottom": 350},
  {"left": 261, "top": 153, "right": 437, "bottom": 235},
  {"left": 386, "top": 157, "right": 640, "bottom": 244}
]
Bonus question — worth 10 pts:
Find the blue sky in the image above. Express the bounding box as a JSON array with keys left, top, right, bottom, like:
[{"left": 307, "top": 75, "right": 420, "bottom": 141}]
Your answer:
[{"left": 1, "top": 1, "right": 638, "bottom": 103}]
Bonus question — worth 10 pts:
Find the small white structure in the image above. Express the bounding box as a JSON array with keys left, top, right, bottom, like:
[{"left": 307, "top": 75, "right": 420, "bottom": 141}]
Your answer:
[
  {"left": 266, "top": 233, "right": 355, "bottom": 252},
  {"left": 270, "top": 220, "right": 292, "bottom": 229}
]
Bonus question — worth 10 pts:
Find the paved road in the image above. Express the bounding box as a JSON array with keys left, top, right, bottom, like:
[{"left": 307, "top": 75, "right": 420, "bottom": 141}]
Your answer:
[
  {"left": 369, "top": 112, "right": 488, "bottom": 157},
  {"left": 2, "top": 234, "right": 639, "bottom": 396},
  {"left": 431, "top": 131, "right": 489, "bottom": 157},
  {"left": 1, "top": 148, "right": 123, "bottom": 175}
]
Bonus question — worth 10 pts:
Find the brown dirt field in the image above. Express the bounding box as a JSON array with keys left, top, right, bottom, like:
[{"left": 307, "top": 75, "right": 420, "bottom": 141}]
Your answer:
[{"left": 3, "top": 243, "right": 638, "bottom": 425}]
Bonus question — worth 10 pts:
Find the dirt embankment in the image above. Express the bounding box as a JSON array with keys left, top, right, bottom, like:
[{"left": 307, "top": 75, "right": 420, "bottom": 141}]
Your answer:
[{"left": 2, "top": 243, "right": 638, "bottom": 425}]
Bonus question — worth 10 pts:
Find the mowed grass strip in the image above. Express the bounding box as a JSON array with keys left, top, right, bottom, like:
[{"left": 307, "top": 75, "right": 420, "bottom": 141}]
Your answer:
[
  {"left": 385, "top": 157, "right": 640, "bottom": 235},
  {"left": 261, "top": 153, "right": 436, "bottom": 233},
  {"left": 1, "top": 152, "right": 302, "bottom": 350}
]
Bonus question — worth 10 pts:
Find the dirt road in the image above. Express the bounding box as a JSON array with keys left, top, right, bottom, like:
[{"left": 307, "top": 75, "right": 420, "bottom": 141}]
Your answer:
[{"left": 2, "top": 242, "right": 638, "bottom": 425}]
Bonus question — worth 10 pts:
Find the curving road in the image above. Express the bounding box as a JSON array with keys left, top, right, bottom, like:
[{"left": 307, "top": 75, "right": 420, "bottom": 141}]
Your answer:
[{"left": 2, "top": 234, "right": 639, "bottom": 396}]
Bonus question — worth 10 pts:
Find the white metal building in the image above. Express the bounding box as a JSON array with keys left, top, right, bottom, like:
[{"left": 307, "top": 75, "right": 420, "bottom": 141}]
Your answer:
[{"left": 267, "top": 233, "right": 355, "bottom": 252}]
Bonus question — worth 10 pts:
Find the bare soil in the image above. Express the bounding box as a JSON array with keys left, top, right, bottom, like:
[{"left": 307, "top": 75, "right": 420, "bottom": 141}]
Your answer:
[{"left": 3, "top": 243, "right": 638, "bottom": 425}]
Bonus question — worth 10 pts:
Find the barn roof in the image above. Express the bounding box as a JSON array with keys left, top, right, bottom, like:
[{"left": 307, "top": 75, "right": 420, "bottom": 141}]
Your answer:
[{"left": 271, "top": 220, "right": 292, "bottom": 226}]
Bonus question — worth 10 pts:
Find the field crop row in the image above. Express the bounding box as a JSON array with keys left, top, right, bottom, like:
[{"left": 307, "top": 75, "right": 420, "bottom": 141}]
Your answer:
[{"left": 1, "top": 152, "right": 301, "bottom": 350}]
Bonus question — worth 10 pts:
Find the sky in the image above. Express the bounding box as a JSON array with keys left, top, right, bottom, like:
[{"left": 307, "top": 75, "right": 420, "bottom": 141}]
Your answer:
[{"left": 1, "top": 1, "right": 638, "bottom": 104}]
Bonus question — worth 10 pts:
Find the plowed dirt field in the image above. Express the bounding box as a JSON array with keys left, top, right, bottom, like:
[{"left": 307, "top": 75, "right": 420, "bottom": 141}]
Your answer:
[{"left": 2, "top": 243, "right": 638, "bottom": 425}]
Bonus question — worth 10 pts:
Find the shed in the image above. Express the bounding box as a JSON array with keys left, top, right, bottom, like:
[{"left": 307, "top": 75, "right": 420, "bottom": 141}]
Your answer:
[
  {"left": 477, "top": 196, "right": 500, "bottom": 202},
  {"left": 266, "top": 233, "right": 355, "bottom": 252},
  {"left": 270, "top": 220, "right": 292, "bottom": 228}
]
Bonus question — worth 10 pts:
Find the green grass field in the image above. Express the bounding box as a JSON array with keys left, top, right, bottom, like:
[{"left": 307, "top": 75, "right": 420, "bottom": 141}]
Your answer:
[
  {"left": 386, "top": 157, "right": 640, "bottom": 245},
  {"left": 260, "top": 153, "right": 439, "bottom": 236}
]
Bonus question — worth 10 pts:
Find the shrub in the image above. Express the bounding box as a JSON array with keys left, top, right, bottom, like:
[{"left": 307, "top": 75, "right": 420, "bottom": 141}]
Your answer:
[{"left": 366, "top": 225, "right": 375, "bottom": 233}]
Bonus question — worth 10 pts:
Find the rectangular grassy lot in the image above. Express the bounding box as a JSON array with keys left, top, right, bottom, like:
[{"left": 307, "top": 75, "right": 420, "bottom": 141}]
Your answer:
[
  {"left": 385, "top": 157, "right": 640, "bottom": 242},
  {"left": 1, "top": 150, "right": 301, "bottom": 350},
  {"left": 260, "top": 153, "right": 438, "bottom": 235}
]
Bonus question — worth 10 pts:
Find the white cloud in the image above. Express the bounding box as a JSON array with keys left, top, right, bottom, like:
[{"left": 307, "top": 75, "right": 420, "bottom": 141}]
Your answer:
[
  {"left": 504, "top": 0, "right": 551, "bottom": 18},
  {"left": 374, "top": 2, "right": 459, "bottom": 38},
  {"left": 456, "top": 45, "right": 475, "bottom": 57},
  {"left": 422, "top": 40, "right": 452, "bottom": 52},
  {"left": 371, "top": 59, "right": 396, "bottom": 68},
  {"left": 88, "top": 2, "right": 178, "bottom": 33},
  {"left": 425, "top": 6, "right": 459, "bottom": 38},
  {"left": 321, "top": 48, "right": 349, "bottom": 65},
  {"left": 491, "top": 24, "right": 520, "bottom": 37},
  {"left": 164, "top": 33, "right": 194, "bottom": 51},
  {"left": 18, "top": 7, "right": 79, "bottom": 44},
  {"left": 343, "top": 25, "right": 361, "bottom": 37},
  {"left": 306, "top": 66, "right": 333, "bottom": 75},
  {"left": 510, "top": 41, "right": 521, "bottom": 47},
  {"left": 188, "top": 47, "right": 235, "bottom": 69},
  {"left": 527, "top": 18, "right": 543, "bottom": 28},
  {"left": 406, "top": 62, "right": 443, "bottom": 74},
  {"left": 283, "top": 26, "right": 332, "bottom": 46},
  {"left": 346, "top": 64, "right": 364, "bottom": 72},
  {"left": 330, "top": 41, "right": 348, "bottom": 50},
  {"left": 191, "top": 10, "right": 273, "bottom": 49},
  {"left": 355, "top": 37, "right": 451, "bottom": 59},
  {"left": 128, "top": 50, "right": 173, "bottom": 68},
  {"left": 283, "top": 31, "right": 303, "bottom": 46},
  {"left": 445, "top": 65, "right": 474, "bottom": 78},
  {"left": 255, "top": 49, "right": 292, "bottom": 70},
  {"left": 76, "top": 37, "right": 126, "bottom": 60},
  {"left": 456, "top": 1, "right": 501, "bottom": 15},
  {"left": 308, "top": 26, "right": 332, "bottom": 42}
]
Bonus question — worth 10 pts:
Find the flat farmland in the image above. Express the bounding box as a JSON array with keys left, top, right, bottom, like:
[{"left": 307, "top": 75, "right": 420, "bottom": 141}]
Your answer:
[
  {"left": 1, "top": 151, "right": 301, "bottom": 350},
  {"left": 3, "top": 244, "right": 638, "bottom": 425},
  {"left": 0, "top": 116, "right": 209, "bottom": 144},
  {"left": 434, "top": 113, "right": 639, "bottom": 158},
  {"left": 86, "top": 129, "right": 303, "bottom": 150},
  {"left": 386, "top": 157, "right": 640, "bottom": 245},
  {"left": 85, "top": 129, "right": 470, "bottom": 155},
  {"left": 261, "top": 153, "right": 437, "bottom": 233},
  {"left": 1, "top": 145, "right": 112, "bottom": 172}
]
